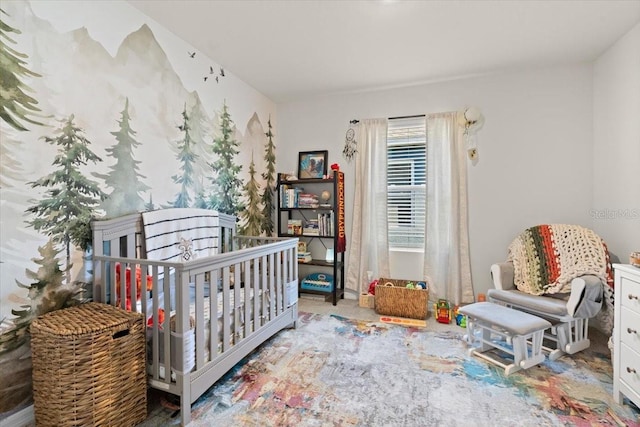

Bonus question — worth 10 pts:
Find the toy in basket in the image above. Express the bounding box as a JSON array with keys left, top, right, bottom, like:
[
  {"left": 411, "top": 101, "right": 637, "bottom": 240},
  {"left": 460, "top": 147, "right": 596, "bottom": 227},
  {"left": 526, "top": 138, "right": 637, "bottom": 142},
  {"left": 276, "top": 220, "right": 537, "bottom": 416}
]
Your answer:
[{"left": 374, "top": 278, "right": 430, "bottom": 320}]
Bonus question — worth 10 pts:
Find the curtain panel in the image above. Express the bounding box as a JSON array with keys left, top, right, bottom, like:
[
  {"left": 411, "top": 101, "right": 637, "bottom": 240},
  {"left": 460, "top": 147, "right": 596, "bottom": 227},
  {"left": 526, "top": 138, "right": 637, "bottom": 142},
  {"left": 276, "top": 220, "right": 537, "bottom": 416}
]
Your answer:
[
  {"left": 423, "top": 112, "right": 474, "bottom": 305},
  {"left": 346, "top": 118, "right": 391, "bottom": 294}
]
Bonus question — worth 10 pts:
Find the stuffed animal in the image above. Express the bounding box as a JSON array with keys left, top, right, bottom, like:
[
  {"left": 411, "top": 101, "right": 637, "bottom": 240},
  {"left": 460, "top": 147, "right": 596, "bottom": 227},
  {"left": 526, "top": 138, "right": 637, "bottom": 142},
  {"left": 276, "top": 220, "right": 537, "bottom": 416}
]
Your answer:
[
  {"left": 367, "top": 279, "right": 379, "bottom": 295},
  {"left": 115, "top": 263, "right": 153, "bottom": 311},
  {"left": 147, "top": 308, "right": 166, "bottom": 329}
]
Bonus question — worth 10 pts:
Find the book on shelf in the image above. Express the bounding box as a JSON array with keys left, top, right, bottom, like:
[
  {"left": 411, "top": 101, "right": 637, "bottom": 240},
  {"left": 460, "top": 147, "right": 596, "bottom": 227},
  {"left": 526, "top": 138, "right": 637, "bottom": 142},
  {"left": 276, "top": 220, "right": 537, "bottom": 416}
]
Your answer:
[
  {"left": 298, "top": 193, "right": 319, "bottom": 208},
  {"left": 314, "top": 212, "right": 334, "bottom": 236},
  {"left": 280, "top": 185, "right": 302, "bottom": 208},
  {"left": 297, "top": 251, "right": 312, "bottom": 263},
  {"left": 303, "top": 219, "right": 319, "bottom": 236},
  {"left": 297, "top": 241, "right": 307, "bottom": 253},
  {"left": 287, "top": 219, "right": 303, "bottom": 235}
]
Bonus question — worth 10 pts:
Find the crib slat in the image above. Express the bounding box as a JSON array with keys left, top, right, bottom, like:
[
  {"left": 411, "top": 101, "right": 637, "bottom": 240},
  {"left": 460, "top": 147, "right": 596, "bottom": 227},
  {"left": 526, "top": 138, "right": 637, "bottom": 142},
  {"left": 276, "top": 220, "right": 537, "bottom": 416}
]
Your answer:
[
  {"left": 195, "top": 272, "right": 205, "bottom": 371},
  {"left": 252, "top": 259, "right": 262, "bottom": 331},
  {"left": 269, "top": 253, "right": 275, "bottom": 321},
  {"left": 222, "top": 267, "right": 231, "bottom": 353},
  {"left": 276, "top": 251, "right": 283, "bottom": 315},
  {"left": 261, "top": 255, "right": 268, "bottom": 324},
  {"left": 162, "top": 265, "right": 172, "bottom": 385},
  {"left": 234, "top": 265, "right": 241, "bottom": 343},
  {"left": 288, "top": 247, "right": 295, "bottom": 306},
  {"left": 151, "top": 264, "right": 160, "bottom": 381},
  {"left": 140, "top": 264, "right": 148, "bottom": 321},
  {"left": 211, "top": 269, "right": 219, "bottom": 358},
  {"left": 244, "top": 260, "right": 251, "bottom": 337}
]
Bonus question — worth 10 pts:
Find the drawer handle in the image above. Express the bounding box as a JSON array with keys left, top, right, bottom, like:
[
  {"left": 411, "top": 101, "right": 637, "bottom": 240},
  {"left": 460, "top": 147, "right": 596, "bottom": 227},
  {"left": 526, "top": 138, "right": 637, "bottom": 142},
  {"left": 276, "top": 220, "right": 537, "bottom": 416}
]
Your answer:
[
  {"left": 629, "top": 294, "right": 639, "bottom": 300},
  {"left": 628, "top": 328, "right": 638, "bottom": 335},
  {"left": 627, "top": 367, "right": 637, "bottom": 374}
]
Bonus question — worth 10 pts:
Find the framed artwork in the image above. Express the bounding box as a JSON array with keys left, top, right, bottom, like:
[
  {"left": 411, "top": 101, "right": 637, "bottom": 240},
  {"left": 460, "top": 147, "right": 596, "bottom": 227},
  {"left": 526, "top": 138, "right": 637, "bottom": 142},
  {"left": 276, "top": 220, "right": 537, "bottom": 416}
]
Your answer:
[{"left": 298, "top": 150, "right": 328, "bottom": 179}]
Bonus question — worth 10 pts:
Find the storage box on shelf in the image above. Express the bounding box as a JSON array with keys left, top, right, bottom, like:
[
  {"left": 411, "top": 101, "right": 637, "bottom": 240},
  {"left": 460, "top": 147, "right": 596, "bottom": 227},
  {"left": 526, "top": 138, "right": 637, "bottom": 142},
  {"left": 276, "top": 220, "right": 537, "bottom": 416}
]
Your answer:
[{"left": 375, "top": 278, "right": 429, "bottom": 320}]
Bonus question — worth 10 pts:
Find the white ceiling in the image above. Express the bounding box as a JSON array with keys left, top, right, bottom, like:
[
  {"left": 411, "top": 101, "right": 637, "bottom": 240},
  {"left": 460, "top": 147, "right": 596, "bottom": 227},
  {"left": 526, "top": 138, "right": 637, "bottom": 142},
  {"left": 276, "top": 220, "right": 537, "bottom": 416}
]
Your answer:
[{"left": 128, "top": 0, "right": 640, "bottom": 103}]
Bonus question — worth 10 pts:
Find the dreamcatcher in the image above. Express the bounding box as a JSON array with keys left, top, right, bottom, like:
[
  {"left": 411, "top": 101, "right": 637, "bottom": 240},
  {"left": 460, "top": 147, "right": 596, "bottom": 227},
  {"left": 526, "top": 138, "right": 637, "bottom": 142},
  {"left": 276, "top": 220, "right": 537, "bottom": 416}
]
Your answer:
[{"left": 343, "top": 121, "right": 358, "bottom": 162}]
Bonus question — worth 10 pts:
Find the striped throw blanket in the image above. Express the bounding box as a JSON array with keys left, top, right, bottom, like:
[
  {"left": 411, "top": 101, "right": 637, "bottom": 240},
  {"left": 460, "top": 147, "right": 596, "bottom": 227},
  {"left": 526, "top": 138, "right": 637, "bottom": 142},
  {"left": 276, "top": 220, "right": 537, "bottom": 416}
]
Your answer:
[
  {"left": 507, "top": 224, "right": 613, "bottom": 295},
  {"left": 142, "top": 208, "right": 220, "bottom": 262}
]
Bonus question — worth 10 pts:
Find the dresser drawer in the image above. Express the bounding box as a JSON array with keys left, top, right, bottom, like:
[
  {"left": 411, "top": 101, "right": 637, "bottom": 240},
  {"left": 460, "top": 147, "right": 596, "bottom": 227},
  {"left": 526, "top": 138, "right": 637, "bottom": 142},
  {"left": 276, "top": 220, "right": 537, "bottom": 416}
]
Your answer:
[
  {"left": 620, "top": 275, "right": 640, "bottom": 313},
  {"left": 620, "top": 343, "right": 640, "bottom": 394},
  {"left": 620, "top": 307, "right": 640, "bottom": 354}
]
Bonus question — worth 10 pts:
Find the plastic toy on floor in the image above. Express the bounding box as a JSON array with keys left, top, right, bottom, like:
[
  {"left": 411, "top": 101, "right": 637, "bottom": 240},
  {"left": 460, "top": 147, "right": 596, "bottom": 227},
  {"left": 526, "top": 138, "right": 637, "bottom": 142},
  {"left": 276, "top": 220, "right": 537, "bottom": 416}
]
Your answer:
[
  {"left": 454, "top": 305, "right": 466, "bottom": 328},
  {"left": 435, "top": 299, "right": 452, "bottom": 324}
]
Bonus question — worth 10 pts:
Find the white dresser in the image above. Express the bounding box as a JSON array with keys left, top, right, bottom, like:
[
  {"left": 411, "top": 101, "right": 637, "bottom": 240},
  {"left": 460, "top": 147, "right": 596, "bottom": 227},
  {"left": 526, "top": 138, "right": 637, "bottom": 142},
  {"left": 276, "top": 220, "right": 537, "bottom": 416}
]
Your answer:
[{"left": 613, "top": 264, "right": 640, "bottom": 409}]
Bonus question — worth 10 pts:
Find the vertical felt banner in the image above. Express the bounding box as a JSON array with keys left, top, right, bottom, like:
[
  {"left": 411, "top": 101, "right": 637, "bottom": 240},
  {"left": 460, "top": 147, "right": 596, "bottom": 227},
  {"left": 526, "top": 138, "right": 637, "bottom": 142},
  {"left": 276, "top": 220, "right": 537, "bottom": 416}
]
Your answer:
[{"left": 337, "top": 171, "right": 346, "bottom": 253}]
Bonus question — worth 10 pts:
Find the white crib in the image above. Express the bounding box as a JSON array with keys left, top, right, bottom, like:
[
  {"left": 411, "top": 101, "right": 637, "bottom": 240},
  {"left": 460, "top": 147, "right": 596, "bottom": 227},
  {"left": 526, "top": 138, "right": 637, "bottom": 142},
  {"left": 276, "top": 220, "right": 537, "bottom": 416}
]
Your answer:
[{"left": 91, "top": 209, "right": 298, "bottom": 426}]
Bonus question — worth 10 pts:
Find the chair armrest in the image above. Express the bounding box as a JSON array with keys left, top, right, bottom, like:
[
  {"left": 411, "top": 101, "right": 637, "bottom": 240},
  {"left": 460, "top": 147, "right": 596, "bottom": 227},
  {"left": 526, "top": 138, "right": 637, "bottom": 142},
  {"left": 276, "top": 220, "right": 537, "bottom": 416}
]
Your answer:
[
  {"left": 567, "top": 275, "right": 603, "bottom": 318},
  {"left": 490, "top": 262, "right": 515, "bottom": 290}
]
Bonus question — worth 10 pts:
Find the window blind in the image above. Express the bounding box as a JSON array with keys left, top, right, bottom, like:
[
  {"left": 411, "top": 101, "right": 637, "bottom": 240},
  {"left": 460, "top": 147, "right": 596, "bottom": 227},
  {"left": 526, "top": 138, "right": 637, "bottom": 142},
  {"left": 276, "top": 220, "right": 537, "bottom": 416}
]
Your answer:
[{"left": 387, "top": 116, "right": 426, "bottom": 249}]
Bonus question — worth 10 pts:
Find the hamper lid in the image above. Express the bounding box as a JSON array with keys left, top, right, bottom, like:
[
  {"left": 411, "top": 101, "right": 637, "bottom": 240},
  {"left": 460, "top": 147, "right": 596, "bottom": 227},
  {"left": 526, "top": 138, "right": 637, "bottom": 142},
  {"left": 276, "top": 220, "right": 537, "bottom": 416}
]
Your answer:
[{"left": 30, "top": 302, "right": 142, "bottom": 336}]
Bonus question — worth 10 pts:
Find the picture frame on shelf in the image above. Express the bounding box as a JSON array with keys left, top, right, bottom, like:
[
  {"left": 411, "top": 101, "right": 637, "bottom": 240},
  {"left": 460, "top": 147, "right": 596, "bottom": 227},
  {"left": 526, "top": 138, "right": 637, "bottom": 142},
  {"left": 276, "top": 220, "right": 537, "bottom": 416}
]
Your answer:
[
  {"left": 298, "top": 150, "right": 328, "bottom": 179},
  {"left": 297, "top": 241, "right": 307, "bottom": 253}
]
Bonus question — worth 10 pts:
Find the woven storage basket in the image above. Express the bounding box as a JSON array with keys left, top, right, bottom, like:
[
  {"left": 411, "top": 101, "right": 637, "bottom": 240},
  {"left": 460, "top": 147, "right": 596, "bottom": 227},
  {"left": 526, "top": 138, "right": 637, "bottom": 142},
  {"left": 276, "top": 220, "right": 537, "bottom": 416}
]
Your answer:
[
  {"left": 375, "top": 278, "right": 429, "bottom": 320},
  {"left": 30, "top": 302, "right": 146, "bottom": 427}
]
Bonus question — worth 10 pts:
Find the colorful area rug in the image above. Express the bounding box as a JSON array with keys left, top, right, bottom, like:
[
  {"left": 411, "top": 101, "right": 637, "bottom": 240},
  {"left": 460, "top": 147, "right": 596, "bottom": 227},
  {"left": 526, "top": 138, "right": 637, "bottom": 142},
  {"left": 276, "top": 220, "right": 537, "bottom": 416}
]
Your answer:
[{"left": 143, "top": 312, "right": 639, "bottom": 426}]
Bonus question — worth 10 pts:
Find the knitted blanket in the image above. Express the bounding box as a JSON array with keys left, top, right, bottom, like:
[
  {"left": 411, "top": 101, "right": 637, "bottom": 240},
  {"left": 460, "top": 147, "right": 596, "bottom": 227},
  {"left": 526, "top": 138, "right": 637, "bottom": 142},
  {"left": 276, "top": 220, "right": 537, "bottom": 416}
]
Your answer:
[{"left": 507, "top": 224, "right": 613, "bottom": 295}]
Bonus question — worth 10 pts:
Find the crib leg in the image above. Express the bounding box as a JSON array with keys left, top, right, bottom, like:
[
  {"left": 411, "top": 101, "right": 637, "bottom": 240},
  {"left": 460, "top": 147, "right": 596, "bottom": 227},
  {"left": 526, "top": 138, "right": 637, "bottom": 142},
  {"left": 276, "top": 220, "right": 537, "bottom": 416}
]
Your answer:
[{"left": 181, "top": 391, "right": 191, "bottom": 426}]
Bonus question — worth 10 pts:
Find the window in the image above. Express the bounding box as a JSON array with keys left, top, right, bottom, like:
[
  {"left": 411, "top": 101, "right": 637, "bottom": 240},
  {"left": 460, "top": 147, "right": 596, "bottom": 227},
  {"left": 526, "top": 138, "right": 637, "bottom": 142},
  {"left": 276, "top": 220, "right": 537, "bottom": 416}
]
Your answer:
[{"left": 387, "top": 117, "right": 426, "bottom": 249}]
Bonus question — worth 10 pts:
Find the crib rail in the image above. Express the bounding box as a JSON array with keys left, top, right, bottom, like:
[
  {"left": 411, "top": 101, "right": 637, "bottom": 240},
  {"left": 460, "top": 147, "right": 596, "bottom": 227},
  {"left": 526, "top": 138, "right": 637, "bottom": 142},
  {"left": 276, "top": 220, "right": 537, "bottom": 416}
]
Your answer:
[{"left": 92, "top": 236, "right": 298, "bottom": 396}]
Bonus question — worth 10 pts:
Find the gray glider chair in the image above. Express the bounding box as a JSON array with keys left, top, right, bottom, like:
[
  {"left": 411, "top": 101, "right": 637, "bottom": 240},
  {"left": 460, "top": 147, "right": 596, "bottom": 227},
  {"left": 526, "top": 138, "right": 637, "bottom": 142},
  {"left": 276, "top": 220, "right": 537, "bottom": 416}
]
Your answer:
[
  {"left": 487, "top": 224, "right": 609, "bottom": 360},
  {"left": 488, "top": 265, "right": 603, "bottom": 360}
]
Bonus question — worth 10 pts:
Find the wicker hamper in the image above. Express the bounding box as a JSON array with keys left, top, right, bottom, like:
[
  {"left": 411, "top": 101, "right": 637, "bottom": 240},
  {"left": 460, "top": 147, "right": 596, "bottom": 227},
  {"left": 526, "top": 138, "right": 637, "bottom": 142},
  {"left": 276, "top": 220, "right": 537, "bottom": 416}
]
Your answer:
[
  {"left": 30, "top": 302, "right": 147, "bottom": 427},
  {"left": 375, "top": 278, "right": 429, "bottom": 320}
]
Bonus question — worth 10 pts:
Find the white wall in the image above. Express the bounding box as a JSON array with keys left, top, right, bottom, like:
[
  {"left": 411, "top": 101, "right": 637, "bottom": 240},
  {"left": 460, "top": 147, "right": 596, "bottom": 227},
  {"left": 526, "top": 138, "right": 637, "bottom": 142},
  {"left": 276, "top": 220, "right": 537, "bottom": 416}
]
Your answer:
[
  {"left": 278, "top": 64, "right": 595, "bottom": 297},
  {"left": 593, "top": 23, "right": 640, "bottom": 262}
]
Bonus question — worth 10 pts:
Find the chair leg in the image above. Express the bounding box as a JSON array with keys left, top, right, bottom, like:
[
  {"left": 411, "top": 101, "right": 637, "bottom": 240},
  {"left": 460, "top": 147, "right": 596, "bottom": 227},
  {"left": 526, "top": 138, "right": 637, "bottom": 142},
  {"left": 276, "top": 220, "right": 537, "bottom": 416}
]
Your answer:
[{"left": 555, "top": 319, "right": 590, "bottom": 354}]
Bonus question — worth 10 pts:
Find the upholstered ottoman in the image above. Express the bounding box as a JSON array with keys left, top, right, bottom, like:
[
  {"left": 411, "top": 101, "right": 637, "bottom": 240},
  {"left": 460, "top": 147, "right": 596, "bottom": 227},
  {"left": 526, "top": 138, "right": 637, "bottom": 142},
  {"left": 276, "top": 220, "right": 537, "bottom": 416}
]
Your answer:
[{"left": 459, "top": 302, "right": 551, "bottom": 375}]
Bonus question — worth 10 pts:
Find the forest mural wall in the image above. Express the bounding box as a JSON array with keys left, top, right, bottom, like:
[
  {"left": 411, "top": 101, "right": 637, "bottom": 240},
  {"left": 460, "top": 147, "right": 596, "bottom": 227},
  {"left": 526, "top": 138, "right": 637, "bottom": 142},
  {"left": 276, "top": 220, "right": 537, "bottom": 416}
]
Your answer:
[{"left": 0, "top": 0, "right": 278, "bottom": 417}]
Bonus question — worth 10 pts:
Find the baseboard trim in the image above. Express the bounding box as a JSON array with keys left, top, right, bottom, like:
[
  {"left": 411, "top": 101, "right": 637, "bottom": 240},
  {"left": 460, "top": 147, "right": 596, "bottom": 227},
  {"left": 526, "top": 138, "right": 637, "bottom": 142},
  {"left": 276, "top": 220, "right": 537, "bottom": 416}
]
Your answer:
[{"left": 0, "top": 405, "right": 34, "bottom": 427}]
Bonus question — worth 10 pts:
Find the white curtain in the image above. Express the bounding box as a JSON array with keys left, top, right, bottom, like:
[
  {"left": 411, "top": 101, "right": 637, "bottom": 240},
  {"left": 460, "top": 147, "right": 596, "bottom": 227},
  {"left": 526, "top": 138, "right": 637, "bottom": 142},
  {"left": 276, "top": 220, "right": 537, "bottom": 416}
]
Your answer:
[
  {"left": 423, "top": 112, "right": 474, "bottom": 305},
  {"left": 346, "top": 118, "right": 390, "bottom": 294}
]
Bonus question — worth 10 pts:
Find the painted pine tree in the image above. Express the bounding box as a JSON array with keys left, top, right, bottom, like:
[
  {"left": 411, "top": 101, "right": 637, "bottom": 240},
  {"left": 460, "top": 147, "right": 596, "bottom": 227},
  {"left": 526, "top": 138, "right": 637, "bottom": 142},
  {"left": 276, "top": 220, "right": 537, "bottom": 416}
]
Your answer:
[
  {"left": 0, "top": 9, "right": 42, "bottom": 132},
  {"left": 0, "top": 239, "right": 84, "bottom": 414},
  {"left": 0, "top": 8, "right": 43, "bottom": 188},
  {"left": 145, "top": 195, "right": 155, "bottom": 211},
  {"left": 239, "top": 155, "right": 263, "bottom": 236},
  {"left": 208, "top": 101, "right": 243, "bottom": 215},
  {"left": 26, "top": 115, "right": 106, "bottom": 279},
  {"left": 260, "top": 116, "right": 276, "bottom": 235},
  {"left": 187, "top": 97, "right": 212, "bottom": 198},
  {"left": 97, "top": 98, "right": 149, "bottom": 217},
  {"left": 193, "top": 184, "right": 208, "bottom": 209},
  {"left": 169, "top": 104, "right": 197, "bottom": 208},
  {"left": 0, "top": 239, "right": 81, "bottom": 354}
]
